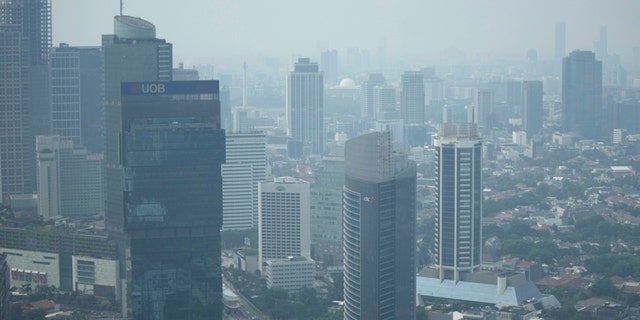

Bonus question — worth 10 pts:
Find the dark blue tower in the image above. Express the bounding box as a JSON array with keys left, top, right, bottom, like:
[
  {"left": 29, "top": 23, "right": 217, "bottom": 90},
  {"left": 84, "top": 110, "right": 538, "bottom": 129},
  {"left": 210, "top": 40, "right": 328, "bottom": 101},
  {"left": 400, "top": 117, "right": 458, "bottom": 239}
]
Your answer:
[{"left": 121, "top": 81, "right": 224, "bottom": 319}]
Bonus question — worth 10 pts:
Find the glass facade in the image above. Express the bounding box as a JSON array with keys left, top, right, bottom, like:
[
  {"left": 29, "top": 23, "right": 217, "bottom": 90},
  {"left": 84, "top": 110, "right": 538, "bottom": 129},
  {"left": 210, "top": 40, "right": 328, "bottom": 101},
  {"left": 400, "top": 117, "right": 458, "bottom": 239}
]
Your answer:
[
  {"left": 434, "top": 123, "right": 482, "bottom": 282},
  {"left": 343, "top": 132, "right": 416, "bottom": 320},
  {"left": 122, "top": 80, "right": 224, "bottom": 320}
]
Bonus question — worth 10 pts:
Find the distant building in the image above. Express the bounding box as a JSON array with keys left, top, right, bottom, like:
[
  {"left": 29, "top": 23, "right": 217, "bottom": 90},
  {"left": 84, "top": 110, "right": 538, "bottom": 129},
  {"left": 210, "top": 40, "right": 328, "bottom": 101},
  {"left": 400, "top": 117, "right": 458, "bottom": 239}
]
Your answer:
[
  {"left": 36, "top": 135, "right": 103, "bottom": 220},
  {"left": 320, "top": 49, "right": 339, "bottom": 86},
  {"left": 522, "top": 81, "right": 543, "bottom": 139},
  {"left": 343, "top": 131, "right": 416, "bottom": 320},
  {"left": 310, "top": 157, "right": 344, "bottom": 267},
  {"left": 562, "top": 50, "right": 603, "bottom": 140},
  {"left": 50, "top": 44, "right": 102, "bottom": 151},
  {"left": 286, "top": 58, "right": 324, "bottom": 155},
  {"left": 373, "top": 85, "right": 397, "bottom": 120},
  {"left": 0, "top": 225, "right": 119, "bottom": 297},
  {"left": 401, "top": 70, "right": 425, "bottom": 125},
  {"left": 258, "top": 177, "right": 311, "bottom": 271},
  {"left": 172, "top": 62, "right": 199, "bottom": 80},
  {"left": 434, "top": 123, "right": 483, "bottom": 282},
  {"left": 612, "top": 100, "right": 640, "bottom": 135},
  {"left": 474, "top": 90, "right": 494, "bottom": 137},
  {"left": 223, "top": 132, "right": 267, "bottom": 230},
  {"left": 0, "top": 0, "right": 52, "bottom": 197},
  {"left": 233, "top": 249, "right": 259, "bottom": 275},
  {"left": 417, "top": 270, "right": 559, "bottom": 310},
  {"left": 103, "top": 15, "right": 173, "bottom": 234},
  {"left": 360, "top": 73, "right": 387, "bottom": 119},
  {"left": 121, "top": 80, "right": 224, "bottom": 319},
  {"left": 265, "top": 256, "right": 315, "bottom": 293}
]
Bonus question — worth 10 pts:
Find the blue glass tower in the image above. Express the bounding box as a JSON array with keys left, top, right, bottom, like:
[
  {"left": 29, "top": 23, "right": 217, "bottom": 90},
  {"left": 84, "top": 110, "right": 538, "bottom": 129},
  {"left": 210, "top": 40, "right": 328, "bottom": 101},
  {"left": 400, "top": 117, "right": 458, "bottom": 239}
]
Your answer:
[
  {"left": 121, "top": 81, "right": 224, "bottom": 319},
  {"left": 343, "top": 131, "right": 416, "bottom": 320}
]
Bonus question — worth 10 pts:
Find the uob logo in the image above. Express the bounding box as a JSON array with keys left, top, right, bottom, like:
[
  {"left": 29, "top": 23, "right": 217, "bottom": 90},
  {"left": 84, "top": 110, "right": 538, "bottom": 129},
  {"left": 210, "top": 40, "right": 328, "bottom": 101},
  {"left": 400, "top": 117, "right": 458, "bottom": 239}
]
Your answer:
[{"left": 141, "top": 83, "right": 165, "bottom": 94}]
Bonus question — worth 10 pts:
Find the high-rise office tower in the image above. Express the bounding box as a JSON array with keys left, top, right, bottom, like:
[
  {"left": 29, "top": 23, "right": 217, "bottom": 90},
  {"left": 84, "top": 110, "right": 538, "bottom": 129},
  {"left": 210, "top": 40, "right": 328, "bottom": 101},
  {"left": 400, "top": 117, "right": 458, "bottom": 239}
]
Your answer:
[
  {"left": 258, "top": 177, "right": 311, "bottom": 271},
  {"left": 220, "top": 86, "right": 232, "bottom": 131},
  {"left": 473, "top": 89, "right": 494, "bottom": 136},
  {"left": 562, "top": 50, "right": 603, "bottom": 140},
  {"left": 36, "top": 135, "right": 103, "bottom": 220},
  {"left": 50, "top": 44, "right": 102, "bottom": 150},
  {"left": 0, "top": 0, "right": 51, "bottom": 197},
  {"left": 121, "top": 80, "right": 224, "bottom": 319},
  {"left": 424, "top": 76, "right": 444, "bottom": 105},
  {"left": 103, "top": 15, "right": 172, "bottom": 234},
  {"left": 172, "top": 62, "right": 199, "bottom": 81},
  {"left": 286, "top": 58, "right": 324, "bottom": 155},
  {"left": 36, "top": 137, "right": 61, "bottom": 219},
  {"left": 506, "top": 80, "right": 523, "bottom": 115},
  {"left": 320, "top": 49, "right": 339, "bottom": 86},
  {"left": 434, "top": 123, "right": 482, "bottom": 283},
  {"left": 401, "top": 70, "right": 425, "bottom": 125},
  {"left": 343, "top": 131, "right": 416, "bottom": 320},
  {"left": 222, "top": 131, "right": 267, "bottom": 230},
  {"left": 310, "top": 157, "right": 344, "bottom": 267},
  {"left": 555, "top": 22, "right": 566, "bottom": 60},
  {"left": 373, "top": 85, "right": 397, "bottom": 120},
  {"left": 522, "top": 81, "right": 543, "bottom": 139},
  {"left": 612, "top": 100, "right": 640, "bottom": 135},
  {"left": 594, "top": 26, "right": 608, "bottom": 58},
  {"left": 361, "top": 73, "right": 386, "bottom": 119}
]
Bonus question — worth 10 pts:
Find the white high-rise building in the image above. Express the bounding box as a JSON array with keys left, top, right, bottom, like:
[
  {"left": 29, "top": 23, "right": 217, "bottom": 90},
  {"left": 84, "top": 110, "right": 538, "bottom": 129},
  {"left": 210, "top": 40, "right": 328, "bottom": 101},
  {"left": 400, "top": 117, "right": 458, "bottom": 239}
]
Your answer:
[
  {"left": 36, "top": 135, "right": 103, "bottom": 220},
  {"left": 286, "top": 58, "right": 324, "bottom": 155},
  {"left": 37, "top": 137, "right": 61, "bottom": 220},
  {"left": 222, "top": 132, "right": 267, "bottom": 230},
  {"left": 434, "top": 123, "right": 483, "bottom": 282},
  {"left": 258, "top": 177, "right": 311, "bottom": 271}
]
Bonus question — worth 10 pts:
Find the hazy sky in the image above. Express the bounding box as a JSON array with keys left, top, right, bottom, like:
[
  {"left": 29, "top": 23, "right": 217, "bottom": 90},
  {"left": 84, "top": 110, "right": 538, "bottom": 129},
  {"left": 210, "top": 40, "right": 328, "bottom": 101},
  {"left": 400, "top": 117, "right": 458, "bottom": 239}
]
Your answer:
[{"left": 53, "top": 0, "right": 640, "bottom": 64}]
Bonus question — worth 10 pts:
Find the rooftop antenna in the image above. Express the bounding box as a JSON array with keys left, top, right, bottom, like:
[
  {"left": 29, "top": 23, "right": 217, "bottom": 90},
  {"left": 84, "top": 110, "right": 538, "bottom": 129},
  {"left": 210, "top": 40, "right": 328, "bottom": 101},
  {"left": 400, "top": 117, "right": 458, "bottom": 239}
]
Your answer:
[
  {"left": 120, "top": 0, "right": 123, "bottom": 16},
  {"left": 242, "top": 61, "right": 247, "bottom": 108}
]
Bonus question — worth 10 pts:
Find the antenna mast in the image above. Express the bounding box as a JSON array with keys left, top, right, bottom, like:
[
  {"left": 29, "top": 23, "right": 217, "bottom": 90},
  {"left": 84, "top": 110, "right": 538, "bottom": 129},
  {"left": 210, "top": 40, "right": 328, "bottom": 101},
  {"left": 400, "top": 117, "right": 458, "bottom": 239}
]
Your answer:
[{"left": 120, "top": 0, "right": 123, "bottom": 16}]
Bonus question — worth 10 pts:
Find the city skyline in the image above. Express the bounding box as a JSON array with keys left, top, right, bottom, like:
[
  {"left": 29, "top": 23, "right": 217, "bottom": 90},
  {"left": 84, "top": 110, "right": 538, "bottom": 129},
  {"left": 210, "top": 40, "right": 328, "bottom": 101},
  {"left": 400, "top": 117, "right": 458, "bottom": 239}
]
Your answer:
[{"left": 51, "top": 0, "right": 640, "bottom": 65}]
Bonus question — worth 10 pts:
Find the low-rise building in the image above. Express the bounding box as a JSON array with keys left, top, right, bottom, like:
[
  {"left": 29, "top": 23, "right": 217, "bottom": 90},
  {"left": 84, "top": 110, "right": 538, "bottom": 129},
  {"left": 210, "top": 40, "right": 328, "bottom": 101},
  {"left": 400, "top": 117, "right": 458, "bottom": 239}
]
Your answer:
[
  {"left": 0, "top": 225, "right": 119, "bottom": 299},
  {"left": 264, "top": 256, "right": 315, "bottom": 293}
]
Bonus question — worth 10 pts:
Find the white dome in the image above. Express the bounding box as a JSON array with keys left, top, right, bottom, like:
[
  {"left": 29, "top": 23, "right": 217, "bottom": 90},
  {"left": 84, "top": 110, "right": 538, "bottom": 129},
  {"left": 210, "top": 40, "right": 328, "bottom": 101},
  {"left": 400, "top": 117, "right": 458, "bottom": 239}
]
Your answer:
[{"left": 339, "top": 78, "right": 356, "bottom": 88}]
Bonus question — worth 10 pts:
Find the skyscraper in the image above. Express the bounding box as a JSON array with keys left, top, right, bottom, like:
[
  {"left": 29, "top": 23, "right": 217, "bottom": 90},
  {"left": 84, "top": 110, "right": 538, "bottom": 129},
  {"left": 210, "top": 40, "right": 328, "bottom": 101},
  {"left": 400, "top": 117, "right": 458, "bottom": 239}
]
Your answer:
[
  {"left": 310, "top": 157, "right": 344, "bottom": 267},
  {"left": 400, "top": 70, "right": 425, "bottom": 125},
  {"left": 50, "top": 44, "right": 102, "bottom": 150},
  {"left": 36, "top": 135, "right": 103, "bottom": 220},
  {"left": 473, "top": 89, "right": 494, "bottom": 136},
  {"left": 373, "top": 85, "right": 397, "bottom": 120},
  {"left": 258, "top": 177, "right": 311, "bottom": 270},
  {"left": 222, "top": 131, "right": 267, "bottom": 230},
  {"left": 594, "top": 26, "right": 608, "bottom": 58},
  {"left": 555, "top": 22, "right": 566, "bottom": 60},
  {"left": 343, "top": 131, "right": 416, "bottom": 320},
  {"left": 103, "top": 15, "right": 172, "bottom": 234},
  {"left": 121, "top": 80, "right": 224, "bottom": 319},
  {"left": 434, "top": 123, "right": 482, "bottom": 283},
  {"left": 522, "top": 81, "right": 543, "bottom": 139},
  {"left": 286, "top": 57, "right": 324, "bottom": 155},
  {"left": 361, "top": 73, "right": 386, "bottom": 119},
  {"left": 562, "top": 50, "right": 603, "bottom": 140},
  {"left": 0, "top": 0, "right": 51, "bottom": 197},
  {"left": 320, "top": 49, "right": 338, "bottom": 86}
]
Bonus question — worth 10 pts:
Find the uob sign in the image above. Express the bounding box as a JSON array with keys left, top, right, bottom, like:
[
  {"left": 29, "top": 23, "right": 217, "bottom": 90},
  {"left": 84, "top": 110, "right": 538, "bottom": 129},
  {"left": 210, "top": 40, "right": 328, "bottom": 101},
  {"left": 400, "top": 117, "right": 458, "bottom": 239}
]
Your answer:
[{"left": 141, "top": 83, "right": 165, "bottom": 94}]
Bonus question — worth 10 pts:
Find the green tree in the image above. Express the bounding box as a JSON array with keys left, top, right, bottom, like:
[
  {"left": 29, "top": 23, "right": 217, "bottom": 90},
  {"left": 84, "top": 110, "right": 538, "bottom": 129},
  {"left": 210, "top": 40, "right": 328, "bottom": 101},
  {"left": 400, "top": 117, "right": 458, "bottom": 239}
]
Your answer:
[{"left": 590, "top": 277, "right": 620, "bottom": 298}]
